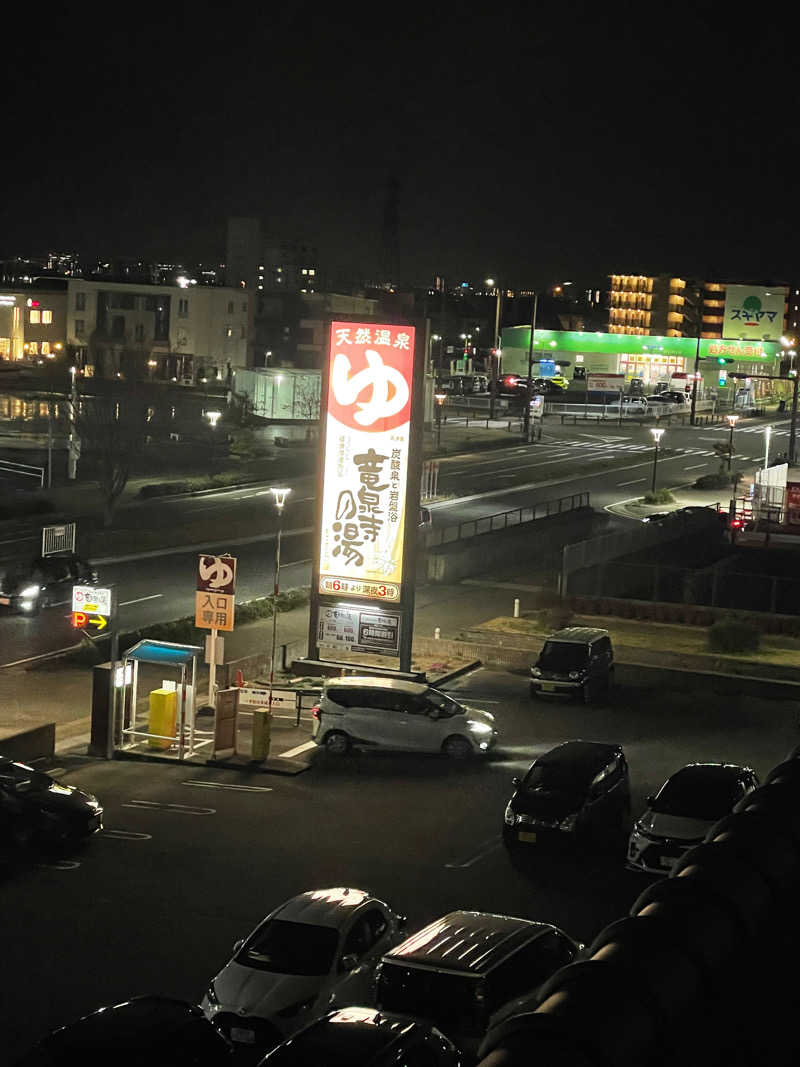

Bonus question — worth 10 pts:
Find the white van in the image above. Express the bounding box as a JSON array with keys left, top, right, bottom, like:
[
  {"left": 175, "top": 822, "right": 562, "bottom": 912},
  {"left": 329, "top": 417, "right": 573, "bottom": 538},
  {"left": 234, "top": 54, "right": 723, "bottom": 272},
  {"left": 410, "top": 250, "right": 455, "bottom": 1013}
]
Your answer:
[{"left": 311, "top": 677, "right": 497, "bottom": 759}]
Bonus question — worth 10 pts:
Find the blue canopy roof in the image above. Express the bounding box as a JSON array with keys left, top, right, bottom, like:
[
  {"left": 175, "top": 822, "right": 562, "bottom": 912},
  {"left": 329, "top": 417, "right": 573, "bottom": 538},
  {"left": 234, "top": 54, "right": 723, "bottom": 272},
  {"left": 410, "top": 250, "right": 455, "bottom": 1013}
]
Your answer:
[{"left": 124, "top": 640, "right": 203, "bottom": 667}]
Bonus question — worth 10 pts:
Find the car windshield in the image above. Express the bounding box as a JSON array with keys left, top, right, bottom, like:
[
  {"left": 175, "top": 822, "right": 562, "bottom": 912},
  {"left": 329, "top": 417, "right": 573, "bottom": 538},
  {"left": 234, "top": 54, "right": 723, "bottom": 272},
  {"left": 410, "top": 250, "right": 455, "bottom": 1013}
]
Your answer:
[
  {"left": 426, "top": 690, "right": 463, "bottom": 715},
  {"left": 523, "top": 762, "right": 587, "bottom": 794},
  {"left": 238, "top": 919, "right": 339, "bottom": 975},
  {"left": 538, "top": 641, "right": 588, "bottom": 671},
  {"left": 654, "top": 768, "right": 742, "bottom": 820}
]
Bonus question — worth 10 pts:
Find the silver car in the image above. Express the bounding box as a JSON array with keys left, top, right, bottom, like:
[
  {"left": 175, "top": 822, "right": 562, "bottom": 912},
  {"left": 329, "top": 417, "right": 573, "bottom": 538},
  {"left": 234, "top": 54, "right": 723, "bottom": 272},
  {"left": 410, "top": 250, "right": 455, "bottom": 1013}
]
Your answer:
[
  {"left": 201, "top": 888, "right": 406, "bottom": 1052},
  {"left": 311, "top": 677, "right": 497, "bottom": 758}
]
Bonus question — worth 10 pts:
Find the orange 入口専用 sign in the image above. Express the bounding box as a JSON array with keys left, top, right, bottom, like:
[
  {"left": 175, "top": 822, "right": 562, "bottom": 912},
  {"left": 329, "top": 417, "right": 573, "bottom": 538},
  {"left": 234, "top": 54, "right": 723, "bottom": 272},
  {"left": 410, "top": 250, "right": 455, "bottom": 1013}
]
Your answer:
[{"left": 317, "top": 322, "right": 416, "bottom": 602}]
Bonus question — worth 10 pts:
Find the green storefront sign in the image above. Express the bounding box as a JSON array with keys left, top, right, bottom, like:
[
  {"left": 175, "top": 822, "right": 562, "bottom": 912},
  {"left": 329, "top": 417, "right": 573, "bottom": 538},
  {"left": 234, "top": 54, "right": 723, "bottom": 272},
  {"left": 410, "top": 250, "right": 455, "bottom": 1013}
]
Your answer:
[{"left": 500, "top": 327, "right": 780, "bottom": 362}]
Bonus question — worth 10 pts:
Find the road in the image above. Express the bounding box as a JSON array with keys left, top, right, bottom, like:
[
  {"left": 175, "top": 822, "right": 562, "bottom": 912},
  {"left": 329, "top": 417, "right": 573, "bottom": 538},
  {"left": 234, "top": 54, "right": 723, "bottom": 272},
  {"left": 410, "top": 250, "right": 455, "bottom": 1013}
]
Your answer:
[
  {"left": 0, "top": 415, "right": 782, "bottom": 666},
  {"left": 3, "top": 664, "right": 796, "bottom": 1061}
]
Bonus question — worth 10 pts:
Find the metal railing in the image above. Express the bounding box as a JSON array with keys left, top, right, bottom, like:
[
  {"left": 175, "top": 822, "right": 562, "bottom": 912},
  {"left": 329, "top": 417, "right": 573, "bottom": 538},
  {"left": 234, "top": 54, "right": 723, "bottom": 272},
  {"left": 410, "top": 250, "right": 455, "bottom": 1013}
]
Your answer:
[
  {"left": 0, "top": 457, "right": 45, "bottom": 487},
  {"left": 425, "top": 491, "right": 590, "bottom": 547}
]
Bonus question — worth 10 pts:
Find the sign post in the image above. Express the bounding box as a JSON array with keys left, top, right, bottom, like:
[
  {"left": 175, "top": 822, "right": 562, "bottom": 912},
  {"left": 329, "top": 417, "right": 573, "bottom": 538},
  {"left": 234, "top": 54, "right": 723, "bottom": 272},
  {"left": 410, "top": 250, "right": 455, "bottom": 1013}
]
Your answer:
[
  {"left": 72, "top": 583, "right": 117, "bottom": 758},
  {"left": 308, "top": 321, "right": 424, "bottom": 672},
  {"left": 195, "top": 554, "right": 237, "bottom": 703}
]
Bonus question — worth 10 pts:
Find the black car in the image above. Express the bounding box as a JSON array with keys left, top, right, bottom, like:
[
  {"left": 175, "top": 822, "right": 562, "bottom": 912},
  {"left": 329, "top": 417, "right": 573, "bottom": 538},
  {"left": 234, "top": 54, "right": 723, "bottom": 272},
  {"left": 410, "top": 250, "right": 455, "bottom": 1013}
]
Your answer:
[
  {"left": 259, "top": 1008, "right": 462, "bottom": 1066},
  {"left": 530, "top": 627, "right": 614, "bottom": 703},
  {"left": 0, "top": 757, "right": 103, "bottom": 849},
  {"left": 0, "top": 552, "right": 97, "bottom": 614},
  {"left": 15, "top": 996, "right": 232, "bottom": 1067},
  {"left": 503, "top": 741, "right": 631, "bottom": 849}
]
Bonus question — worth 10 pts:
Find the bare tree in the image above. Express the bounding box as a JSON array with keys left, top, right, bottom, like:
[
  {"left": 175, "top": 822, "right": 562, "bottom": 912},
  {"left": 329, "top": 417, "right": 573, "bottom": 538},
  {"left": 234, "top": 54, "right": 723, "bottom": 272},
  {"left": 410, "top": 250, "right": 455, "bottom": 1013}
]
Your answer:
[
  {"left": 295, "top": 377, "right": 321, "bottom": 440},
  {"left": 70, "top": 386, "right": 149, "bottom": 525}
]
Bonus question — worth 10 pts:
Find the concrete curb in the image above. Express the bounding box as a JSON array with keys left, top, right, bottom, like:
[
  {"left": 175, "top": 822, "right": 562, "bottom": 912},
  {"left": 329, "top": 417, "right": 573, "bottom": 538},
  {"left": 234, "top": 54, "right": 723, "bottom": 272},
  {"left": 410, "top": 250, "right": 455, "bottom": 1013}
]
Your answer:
[{"left": 426, "top": 658, "right": 482, "bottom": 686}]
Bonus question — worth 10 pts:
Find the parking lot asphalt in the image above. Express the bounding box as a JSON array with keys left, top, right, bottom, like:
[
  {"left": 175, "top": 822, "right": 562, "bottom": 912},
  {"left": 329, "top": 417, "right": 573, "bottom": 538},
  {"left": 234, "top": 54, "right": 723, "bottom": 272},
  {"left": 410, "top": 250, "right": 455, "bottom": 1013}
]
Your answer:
[{"left": 3, "top": 664, "right": 797, "bottom": 1062}]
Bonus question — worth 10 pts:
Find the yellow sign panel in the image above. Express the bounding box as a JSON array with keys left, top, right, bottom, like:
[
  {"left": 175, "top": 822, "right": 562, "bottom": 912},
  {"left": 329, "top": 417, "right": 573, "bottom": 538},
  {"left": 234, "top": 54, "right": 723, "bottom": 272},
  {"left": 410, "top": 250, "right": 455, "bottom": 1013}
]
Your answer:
[{"left": 194, "top": 591, "right": 235, "bottom": 632}]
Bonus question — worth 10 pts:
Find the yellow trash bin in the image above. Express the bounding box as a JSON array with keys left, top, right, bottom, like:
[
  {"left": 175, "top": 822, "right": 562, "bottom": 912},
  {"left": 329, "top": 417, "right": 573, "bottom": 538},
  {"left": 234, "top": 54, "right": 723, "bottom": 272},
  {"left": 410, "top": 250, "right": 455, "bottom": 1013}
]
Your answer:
[
  {"left": 148, "top": 688, "right": 177, "bottom": 749},
  {"left": 252, "top": 709, "right": 271, "bottom": 761}
]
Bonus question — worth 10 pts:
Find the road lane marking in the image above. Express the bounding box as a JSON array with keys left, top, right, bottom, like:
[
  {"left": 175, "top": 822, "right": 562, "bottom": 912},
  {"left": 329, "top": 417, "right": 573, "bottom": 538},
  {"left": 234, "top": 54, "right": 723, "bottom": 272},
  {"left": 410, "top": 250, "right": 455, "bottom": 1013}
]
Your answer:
[
  {"left": 618, "top": 478, "right": 646, "bottom": 486},
  {"left": 281, "top": 740, "right": 316, "bottom": 758},
  {"left": 1, "top": 644, "right": 81, "bottom": 669},
  {"left": 120, "top": 594, "right": 164, "bottom": 606},
  {"left": 123, "top": 800, "right": 215, "bottom": 815},
  {"left": 103, "top": 829, "right": 152, "bottom": 840},
  {"left": 445, "top": 837, "right": 502, "bottom": 869},
  {"left": 182, "top": 780, "right": 273, "bottom": 793},
  {"left": 685, "top": 463, "right": 707, "bottom": 470}
]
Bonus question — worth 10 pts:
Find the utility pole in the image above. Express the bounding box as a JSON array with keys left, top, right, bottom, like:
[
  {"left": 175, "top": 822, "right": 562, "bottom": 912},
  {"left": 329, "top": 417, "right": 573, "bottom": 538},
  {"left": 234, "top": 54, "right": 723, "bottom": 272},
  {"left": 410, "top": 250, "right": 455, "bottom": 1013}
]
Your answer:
[
  {"left": 523, "top": 292, "right": 538, "bottom": 444},
  {"left": 790, "top": 373, "right": 799, "bottom": 465}
]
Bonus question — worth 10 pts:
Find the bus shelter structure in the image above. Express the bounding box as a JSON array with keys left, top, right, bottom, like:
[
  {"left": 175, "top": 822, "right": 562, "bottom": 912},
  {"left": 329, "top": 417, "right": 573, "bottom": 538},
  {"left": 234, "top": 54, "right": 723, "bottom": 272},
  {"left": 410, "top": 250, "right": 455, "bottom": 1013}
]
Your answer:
[{"left": 117, "top": 640, "right": 206, "bottom": 761}]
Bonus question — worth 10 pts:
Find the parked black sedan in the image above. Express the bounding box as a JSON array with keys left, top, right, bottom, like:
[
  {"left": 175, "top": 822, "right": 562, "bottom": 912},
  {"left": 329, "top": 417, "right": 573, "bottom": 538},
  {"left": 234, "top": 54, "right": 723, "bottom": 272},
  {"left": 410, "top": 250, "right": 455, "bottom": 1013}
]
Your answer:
[
  {"left": 0, "top": 757, "right": 103, "bottom": 849},
  {"left": 0, "top": 552, "right": 98, "bottom": 614}
]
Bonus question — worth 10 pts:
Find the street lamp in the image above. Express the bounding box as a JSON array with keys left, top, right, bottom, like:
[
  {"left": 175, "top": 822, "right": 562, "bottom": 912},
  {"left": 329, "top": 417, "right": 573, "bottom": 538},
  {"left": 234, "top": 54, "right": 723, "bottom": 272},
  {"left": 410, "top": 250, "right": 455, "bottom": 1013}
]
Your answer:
[
  {"left": 267, "top": 487, "right": 291, "bottom": 717},
  {"left": 650, "top": 427, "right": 664, "bottom": 492},
  {"left": 428, "top": 333, "right": 441, "bottom": 379},
  {"left": 485, "top": 277, "right": 502, "bottom": 418},
  {"left": 434, "top": 393, "right": 446, "bottom": 450},
  {"left": 726, "top": 413, "right": 739, "bottom": 472}
]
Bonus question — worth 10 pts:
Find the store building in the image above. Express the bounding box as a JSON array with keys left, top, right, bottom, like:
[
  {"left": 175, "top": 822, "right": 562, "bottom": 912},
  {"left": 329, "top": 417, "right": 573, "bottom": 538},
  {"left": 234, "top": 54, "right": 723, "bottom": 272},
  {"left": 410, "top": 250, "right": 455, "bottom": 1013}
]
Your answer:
[{"left": 500, "top": 327, "right": 783, "bottom": 400}]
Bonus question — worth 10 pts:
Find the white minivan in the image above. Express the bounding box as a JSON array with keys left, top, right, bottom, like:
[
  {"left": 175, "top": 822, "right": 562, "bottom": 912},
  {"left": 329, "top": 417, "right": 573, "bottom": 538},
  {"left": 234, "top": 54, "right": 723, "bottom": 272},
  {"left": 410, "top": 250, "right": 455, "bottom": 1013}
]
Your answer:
[{"left": 311, "top": 677, "right": 497, "bottom": 759}]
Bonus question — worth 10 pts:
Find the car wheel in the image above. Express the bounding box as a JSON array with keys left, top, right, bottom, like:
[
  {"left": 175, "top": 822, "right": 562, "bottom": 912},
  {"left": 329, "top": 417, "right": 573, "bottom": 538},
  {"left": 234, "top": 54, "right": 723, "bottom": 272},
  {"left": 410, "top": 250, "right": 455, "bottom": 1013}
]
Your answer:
[
  {"left": 325, "top": 731, "right": 350, "bottom": 756},
  {"left": 442, "top": 735, "right": 473, "bottom": 760}
]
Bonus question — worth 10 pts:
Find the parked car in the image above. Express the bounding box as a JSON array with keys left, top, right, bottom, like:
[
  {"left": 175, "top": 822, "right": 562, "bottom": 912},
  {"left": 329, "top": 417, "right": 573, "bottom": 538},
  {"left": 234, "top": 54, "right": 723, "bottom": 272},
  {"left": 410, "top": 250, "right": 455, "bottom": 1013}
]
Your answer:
[
  {"left": 376, "top": 911, "right": 580, "bottom": 1056},
  {"left": 311, "top": 677, "right": 497, "bottom": 758},
  {"left": 0, "top": 552, "right": 98, "bottom": 614},
  {"left": 627, "top": 762, "right": 759, "bottom": 874},
  {"left": 0, "top": 756, "right": 103, "bottom": 849},
  {"left": 640, "top": 511, "right": 675, "bottom": 525},
  {"left": 606, "top": 395, "right": 648, "bottom": 411},
  {"left": 201, "top": 889, "right": 406, "bottom": 1054},
  {"left": 530, "top": 627, "right": 614, "bottom": 702},
  {"left": 657, "top": 390, "right": 690, "bottom": 405},
  {"left": 503, "top": 741, "right": 630, "bottom": 850},
  {"left": 15, "top": 996, "right": 232, "bottom": 1067},
  {"left": 259, "top": 1007, "right": 462, "bottom": 1066}
]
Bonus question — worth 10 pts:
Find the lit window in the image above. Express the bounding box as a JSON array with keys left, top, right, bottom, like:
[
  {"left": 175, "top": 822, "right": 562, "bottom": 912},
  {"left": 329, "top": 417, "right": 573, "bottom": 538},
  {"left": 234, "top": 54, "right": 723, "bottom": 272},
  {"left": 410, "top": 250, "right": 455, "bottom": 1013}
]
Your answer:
[
  {"left": 258, "top": 284, "right": 263, "bottom": 290},
  {"left": 28, "top": 341, "right": 39, "bottom": 354},
  {"left": 42, "top": 310, "right": 53, "bottom": 324},
  {"left": 226, "top": 327, "right": 233, "bottom": 338},
  {"left": 29, "top": 309, "right": 41, "bottom": 323},
  {"left": 301, "top": 268, "right": 308, "bottom": 275},
  {"left": 41, "top": 342, "right": 51, "bottom": 355},
  {"left": 309, "top": 268, "right": 315, "bottom": 276},
  {"left": 276, "top": 267, "right": 283, "bottom": 273}
]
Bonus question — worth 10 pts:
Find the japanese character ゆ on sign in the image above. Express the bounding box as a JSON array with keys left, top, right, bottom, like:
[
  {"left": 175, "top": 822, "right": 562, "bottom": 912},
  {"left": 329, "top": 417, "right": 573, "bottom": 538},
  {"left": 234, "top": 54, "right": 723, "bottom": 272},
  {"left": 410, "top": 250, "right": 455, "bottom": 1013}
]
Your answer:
[
  {"left": 197, "top": 554, "right": 237, "bottom": 595},
  {"left": 318, "top": 322, "right": 416, "bottom": 601}
]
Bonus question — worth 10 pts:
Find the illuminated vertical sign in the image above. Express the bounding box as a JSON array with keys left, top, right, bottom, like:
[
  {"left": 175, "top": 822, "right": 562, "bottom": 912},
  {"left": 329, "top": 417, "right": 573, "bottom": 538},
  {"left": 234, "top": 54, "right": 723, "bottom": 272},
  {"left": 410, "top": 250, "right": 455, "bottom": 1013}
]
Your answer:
[
  {"left": 723, "top": 285, "right": 785, "bottom": 342},
  {"left": 316, "top": 322, "right": 416, "bottom": 602}
]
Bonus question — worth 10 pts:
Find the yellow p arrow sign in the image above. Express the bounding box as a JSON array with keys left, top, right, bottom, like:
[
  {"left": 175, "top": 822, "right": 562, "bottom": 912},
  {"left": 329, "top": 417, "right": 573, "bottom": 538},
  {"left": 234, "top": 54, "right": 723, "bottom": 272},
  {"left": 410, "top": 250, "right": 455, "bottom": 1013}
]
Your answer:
[{"left": 89, "top": 615, "right": 108, "bottom": 631}]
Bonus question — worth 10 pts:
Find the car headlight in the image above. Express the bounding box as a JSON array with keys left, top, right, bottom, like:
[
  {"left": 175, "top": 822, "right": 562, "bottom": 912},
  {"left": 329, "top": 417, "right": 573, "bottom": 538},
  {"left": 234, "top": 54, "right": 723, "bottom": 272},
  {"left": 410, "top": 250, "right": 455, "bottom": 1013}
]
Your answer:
[
  {"left": 559, "top": 813, "right": 578, "bottom": 832},
  {"left": 531, "top": 667, "right": 542, "bottom": 677},
  {"left": 276, "top": 994, "right": 317, "bottom": 1019},
  {"left": 20, "top": 585, "right": 40, "bottom": 598},
  {"left": 204, "top": 984, "right": 219, "bottom": 1007},
  {"left": 504, "top": 803, "right": 516, "bottom": 826},
  {"left": 467, "top": 721, "right": 493, "bottom": 735},
  {"left": 568, "top": 670, "right": 584, "bottom": 680}
]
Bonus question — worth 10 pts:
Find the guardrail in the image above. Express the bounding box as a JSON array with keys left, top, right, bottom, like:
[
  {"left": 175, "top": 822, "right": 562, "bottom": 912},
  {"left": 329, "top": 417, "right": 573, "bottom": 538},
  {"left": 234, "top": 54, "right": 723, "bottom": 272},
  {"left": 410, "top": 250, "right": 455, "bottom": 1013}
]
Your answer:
[
  {"left": 0, "top": 457, "right": 45, "bottom": 486},
  {"left": 425, "top": 491, "right": 590, "bottom": 547}
]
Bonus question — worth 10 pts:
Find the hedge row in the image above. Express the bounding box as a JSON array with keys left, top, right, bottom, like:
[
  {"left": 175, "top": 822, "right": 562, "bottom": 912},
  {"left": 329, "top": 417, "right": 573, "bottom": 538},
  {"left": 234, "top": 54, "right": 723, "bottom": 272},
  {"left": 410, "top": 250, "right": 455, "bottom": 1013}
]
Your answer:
[
  {"left": 137, "top": 472, "right": 262, "bottom": 498},
  {"left": 0, "top": 497, "right": 55, "bottom": 520}
]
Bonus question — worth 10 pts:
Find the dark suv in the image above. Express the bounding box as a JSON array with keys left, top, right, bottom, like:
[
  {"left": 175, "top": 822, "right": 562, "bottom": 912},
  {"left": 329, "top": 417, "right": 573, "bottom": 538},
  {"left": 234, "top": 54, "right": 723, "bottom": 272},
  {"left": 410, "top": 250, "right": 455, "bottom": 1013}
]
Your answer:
[
  {"left": 530, "top": 627, "right": 613, "bottom": 703},
  {"left": 503, "top": 741, "right": 631, "bottom": 850},
  {"left": 0, "top": 552, "right": 97, "bottom": 614}
]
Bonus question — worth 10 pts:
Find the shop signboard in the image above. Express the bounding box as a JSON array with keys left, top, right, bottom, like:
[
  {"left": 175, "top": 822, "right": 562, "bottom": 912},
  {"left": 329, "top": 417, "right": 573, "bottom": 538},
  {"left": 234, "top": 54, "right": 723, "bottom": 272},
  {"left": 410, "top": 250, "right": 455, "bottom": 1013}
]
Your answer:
[
  {"left": 587, "top": 373, "right": 625, "bottom": 392},
  {"left": 317, "top": 604, "right": 402, "bottom": 657},
  {"left": 723, "top": 285, "right": 785, "bottom": 341},
  {"left": 786, "top": 483, "right": 800, "bottom": 525}
]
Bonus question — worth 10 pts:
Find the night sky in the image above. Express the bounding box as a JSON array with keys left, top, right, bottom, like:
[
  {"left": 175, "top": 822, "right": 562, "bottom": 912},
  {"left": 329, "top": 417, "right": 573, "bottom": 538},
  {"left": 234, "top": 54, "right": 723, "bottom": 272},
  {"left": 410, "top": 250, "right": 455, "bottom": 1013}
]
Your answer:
[{"left": 2, "top": 7, "right": 797, "bottom": 289}]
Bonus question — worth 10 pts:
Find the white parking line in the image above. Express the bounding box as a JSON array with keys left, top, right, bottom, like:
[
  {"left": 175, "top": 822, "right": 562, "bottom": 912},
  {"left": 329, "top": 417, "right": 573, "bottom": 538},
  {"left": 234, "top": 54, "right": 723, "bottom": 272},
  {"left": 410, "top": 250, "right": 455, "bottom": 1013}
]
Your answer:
[
  {"left": 38, "top": 859, "right": 81, "bottom": 870},
  {"left": 103, "top": 829, "right": 153, "bottom": 840},
  {"left": 445, "top": 837, "right": 502, "bottom": 869},
  {"left": 123, "top": 800, "right": 215, "bottom": 815},
  {"left": 182, "top": 780, "right": 273, "bottom": 793},
  {"left": 281, "top": 740, "right": 316, "bottom": 759},
  {"left": 120, "top": 594, "right": 164, "bottom": 607},
  {"left": 618, "top": 478, "right": 646, "bottom": 487}
]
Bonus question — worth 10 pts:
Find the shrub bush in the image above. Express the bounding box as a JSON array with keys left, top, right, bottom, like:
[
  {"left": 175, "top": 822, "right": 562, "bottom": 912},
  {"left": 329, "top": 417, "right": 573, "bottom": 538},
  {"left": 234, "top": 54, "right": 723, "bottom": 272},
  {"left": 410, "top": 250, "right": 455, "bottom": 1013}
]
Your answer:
[
  {"left": 694, "top": 472, "right": 739, "bottom": 491},
  {"left": 138, "top": 481, "right": 192, "bottom": 498},
  {"left": 642, "top": 489, "right": 675, "bottom": 504},
  {"left": 708, "top": 616, "right": 761, "bottom": 654}
]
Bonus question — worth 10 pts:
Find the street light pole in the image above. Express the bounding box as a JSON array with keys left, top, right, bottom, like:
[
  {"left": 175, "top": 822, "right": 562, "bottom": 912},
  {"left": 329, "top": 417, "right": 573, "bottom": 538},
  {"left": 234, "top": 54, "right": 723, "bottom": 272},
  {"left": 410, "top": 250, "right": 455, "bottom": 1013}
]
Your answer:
[
  {"left": 726, "top": 414, "right": 739, "bottom": 472},
  {"left": 790, "top": 374, "right": 799, "bottom": 465},
  {"left": 486, "top": 279, "right": 502, "bottom": 419},
  {"left": 523, "top": 291, "right": 538, "bottom": 444},
  {"left": 267, "top": 487, "right": 291, "bottom": 718},
  {"left": 434, "top": 393, "right": 446, "bottom": 451},
  {"left": 650, "top": 428, "right": 664, "bottom": 492}
]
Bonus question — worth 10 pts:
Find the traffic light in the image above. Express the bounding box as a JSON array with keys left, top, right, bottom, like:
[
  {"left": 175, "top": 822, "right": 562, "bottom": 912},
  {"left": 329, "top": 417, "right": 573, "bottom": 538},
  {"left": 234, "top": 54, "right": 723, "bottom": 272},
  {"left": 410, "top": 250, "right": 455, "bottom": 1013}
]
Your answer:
[{"left": 716, "top": 357, "right": 734, "bottom": 365}]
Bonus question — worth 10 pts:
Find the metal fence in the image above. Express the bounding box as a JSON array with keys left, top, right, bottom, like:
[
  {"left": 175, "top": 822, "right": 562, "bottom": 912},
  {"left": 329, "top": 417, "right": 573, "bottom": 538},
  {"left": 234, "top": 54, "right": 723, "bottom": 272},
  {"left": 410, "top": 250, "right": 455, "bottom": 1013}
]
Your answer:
[{"left": 425, "top": 491, "right": 590, "bottom": 548}]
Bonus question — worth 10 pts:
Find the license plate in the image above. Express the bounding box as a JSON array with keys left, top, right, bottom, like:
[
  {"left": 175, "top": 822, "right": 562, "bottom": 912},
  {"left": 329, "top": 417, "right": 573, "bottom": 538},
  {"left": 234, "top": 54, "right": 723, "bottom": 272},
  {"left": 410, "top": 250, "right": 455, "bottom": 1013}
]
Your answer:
[
  {"left": 0, "top": 597, "right": 9, "bottom": 606},
  {"left": 518, "top": 830, "right": 537, "bottom": 843},
  {"left": 540, "top": 683, "right": 556, "bottom": 692},
  {"left": 230, "top": 1027, "right": 255, "bottom": 1045}
]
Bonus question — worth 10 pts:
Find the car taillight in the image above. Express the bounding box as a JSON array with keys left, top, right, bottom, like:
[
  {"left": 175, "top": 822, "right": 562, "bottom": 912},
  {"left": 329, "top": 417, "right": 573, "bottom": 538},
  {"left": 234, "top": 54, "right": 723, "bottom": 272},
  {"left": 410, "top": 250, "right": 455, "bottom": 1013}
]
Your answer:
[
  {"left": 311, "top": 706, "right": 321, "bottom": 720},
  {"left": 730, "top": 519, "right": 743, "bottom": 529}
]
